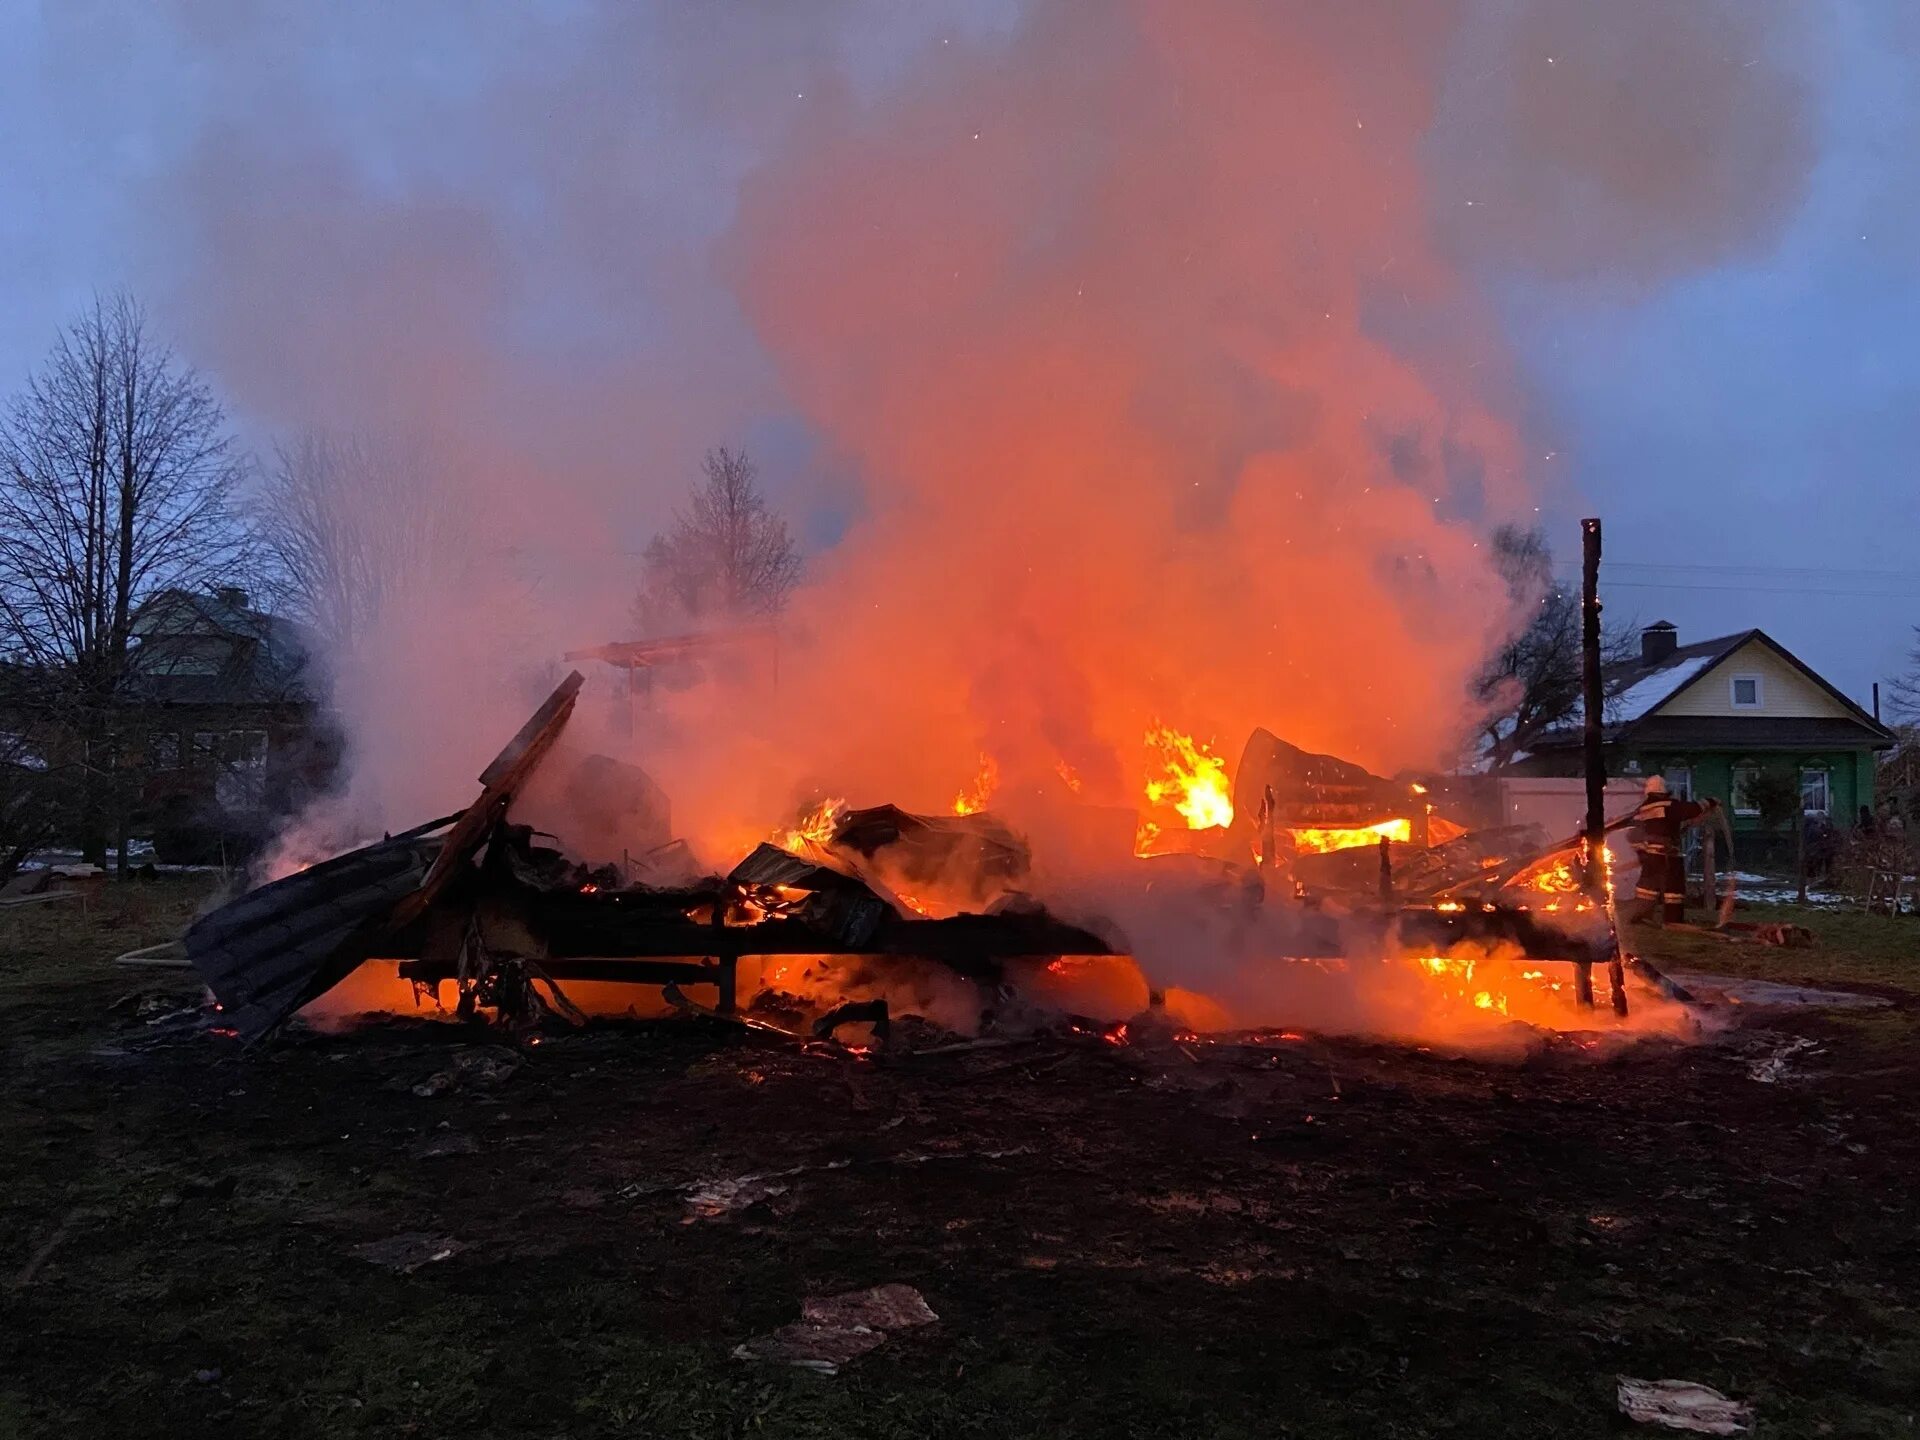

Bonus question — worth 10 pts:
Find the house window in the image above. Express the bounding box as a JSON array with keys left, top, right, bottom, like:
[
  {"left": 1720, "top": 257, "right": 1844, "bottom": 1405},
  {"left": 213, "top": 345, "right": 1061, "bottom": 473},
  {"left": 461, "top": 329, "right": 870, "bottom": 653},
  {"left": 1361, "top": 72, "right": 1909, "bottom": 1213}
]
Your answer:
[
  {"left": 191, "top": 731, "right": 218, "bottom": 764},
  {"left": 1730, "top": 674, "right": 1763, "bottom": 709},
  {"left": 147, "top": 732, "right": 180, "bottom": 770},
  {"left": 1800, "top": 767, "right": 1830, "bottom": 816},
  {"left": 1732, "top": 764, "right": 1761, "bottom": 817},
  {"left": 226, "top": 730, "right": 269, "bottom": 771},
  {"left": 1662, "top": 765, "right": 1693, "bottom": 801}
]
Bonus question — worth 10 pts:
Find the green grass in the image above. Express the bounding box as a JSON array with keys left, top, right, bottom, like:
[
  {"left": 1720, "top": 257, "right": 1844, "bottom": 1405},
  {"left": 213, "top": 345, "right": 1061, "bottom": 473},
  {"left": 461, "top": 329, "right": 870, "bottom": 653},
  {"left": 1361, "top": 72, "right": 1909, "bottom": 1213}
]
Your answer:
[
  {"left": 0, "top": 873, "right": 216, "bottom": 987},
  {"left": 1630, "top": 900, "right": 1920, "bottom": 994}
]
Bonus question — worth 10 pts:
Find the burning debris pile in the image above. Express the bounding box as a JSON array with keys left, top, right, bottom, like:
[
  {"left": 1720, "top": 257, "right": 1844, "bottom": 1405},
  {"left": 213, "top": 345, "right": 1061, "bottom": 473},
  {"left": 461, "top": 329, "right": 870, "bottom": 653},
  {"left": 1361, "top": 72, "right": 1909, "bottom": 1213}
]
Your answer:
[
  {"left": 186, "top": 665, "right": 1683, "bottom": 1051},
  {"left": 187, "top": 673, "right": 1109, "bottom": 1044}
]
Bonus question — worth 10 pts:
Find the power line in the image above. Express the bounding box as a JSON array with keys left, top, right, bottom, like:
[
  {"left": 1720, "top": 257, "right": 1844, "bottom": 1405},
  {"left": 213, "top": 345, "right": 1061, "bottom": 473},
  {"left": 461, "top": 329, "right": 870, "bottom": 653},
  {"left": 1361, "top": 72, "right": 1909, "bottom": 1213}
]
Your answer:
[
  {"left": 1595, "top": 561, "right": 1920, "bottom": 581},
  {"left": 1594, "top": 580, "right": 1920, "bottom": 600}
]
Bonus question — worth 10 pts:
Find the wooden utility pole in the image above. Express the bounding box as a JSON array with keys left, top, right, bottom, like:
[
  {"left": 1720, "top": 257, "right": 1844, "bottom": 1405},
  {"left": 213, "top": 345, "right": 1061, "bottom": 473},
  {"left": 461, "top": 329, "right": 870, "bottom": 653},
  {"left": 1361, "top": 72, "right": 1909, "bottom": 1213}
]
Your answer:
[{"left": 1579, "top": 518, "right": 1625, "bottom": 1013}]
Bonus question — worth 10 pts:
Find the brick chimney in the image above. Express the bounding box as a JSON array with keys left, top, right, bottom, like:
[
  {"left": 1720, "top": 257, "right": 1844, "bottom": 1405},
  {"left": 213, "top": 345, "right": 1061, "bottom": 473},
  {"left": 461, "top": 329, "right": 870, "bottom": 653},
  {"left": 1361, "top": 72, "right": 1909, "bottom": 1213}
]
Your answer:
[{"left": 1640, "top": 620, "right": 1677, "bottom": 665}]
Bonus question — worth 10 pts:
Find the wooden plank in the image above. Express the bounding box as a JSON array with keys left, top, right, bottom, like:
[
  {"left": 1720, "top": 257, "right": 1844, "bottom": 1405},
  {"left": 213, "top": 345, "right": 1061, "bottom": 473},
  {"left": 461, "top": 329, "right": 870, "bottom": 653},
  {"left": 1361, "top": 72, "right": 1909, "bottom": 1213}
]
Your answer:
[
  {"left": 479, "top": 670, "right": 587, "bottom": 788},
  {"left": 390, "top": 670, "right": 586, "bottom": 927}
]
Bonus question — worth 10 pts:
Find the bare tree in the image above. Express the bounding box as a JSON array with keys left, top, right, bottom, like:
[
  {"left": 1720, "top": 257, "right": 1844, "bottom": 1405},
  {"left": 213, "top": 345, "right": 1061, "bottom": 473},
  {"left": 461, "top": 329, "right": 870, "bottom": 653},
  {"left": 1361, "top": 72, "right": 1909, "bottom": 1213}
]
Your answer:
[
  {"left": 0, "top": 293, "right": 243, "bottom": 868},
  {"left": 1887, "top": 626, "right": 1920, "bottom": 724},
  {"left": 252, "top": 430, "right": 461, "bottom": 658},
  {"left": 1476, "top": 524, "right": 1633, "bottom": 766},
  {"left": 0, "top": 665, "right": 71, "bottom": 884},
  {"left": 634, "top": 447, "right": 801, "bottom": 631}
]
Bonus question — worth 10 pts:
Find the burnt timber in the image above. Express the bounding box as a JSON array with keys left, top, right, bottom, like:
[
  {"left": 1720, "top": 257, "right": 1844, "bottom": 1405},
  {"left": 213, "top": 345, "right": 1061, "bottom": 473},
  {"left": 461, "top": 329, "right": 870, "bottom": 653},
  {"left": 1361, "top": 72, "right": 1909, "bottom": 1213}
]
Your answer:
[
  {"left": 185, "top": 670, "right": 1645, "bottom": 1043},
  {"left": 184, "top": 673, "right": 1115, "bottom": 1041}
]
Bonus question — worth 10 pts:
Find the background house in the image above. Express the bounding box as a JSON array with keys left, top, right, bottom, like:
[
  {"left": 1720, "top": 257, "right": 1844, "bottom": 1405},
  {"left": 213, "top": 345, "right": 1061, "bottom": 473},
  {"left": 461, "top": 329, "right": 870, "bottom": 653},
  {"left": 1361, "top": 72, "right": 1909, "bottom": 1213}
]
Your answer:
[
  {"left": 1507, "top": 622, "right": 1894, "bottom": 865},
  {"left": 124, "top": 587, "right": 334, "bottom": 860}
]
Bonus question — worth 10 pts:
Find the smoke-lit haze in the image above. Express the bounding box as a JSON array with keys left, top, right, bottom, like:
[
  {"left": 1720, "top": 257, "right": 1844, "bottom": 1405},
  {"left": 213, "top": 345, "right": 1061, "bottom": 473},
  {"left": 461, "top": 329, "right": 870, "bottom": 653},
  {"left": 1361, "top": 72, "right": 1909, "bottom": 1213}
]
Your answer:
[{"left": 0, "top": 1, "right": 1843, "bottom": 856}]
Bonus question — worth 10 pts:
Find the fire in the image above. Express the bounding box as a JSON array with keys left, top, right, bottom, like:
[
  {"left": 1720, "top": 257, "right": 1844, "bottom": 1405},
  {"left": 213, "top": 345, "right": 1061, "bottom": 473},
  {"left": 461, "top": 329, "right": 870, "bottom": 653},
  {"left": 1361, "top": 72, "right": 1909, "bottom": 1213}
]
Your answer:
[
  {"left": 1138, "top": 725, "right": 1233, "bottom": 851},
  {"left": 952, "top": 754, "right": 999, "bottom": 815},
  {"left": 1054, "top": 759, "right": 1084, "bottom": 794},
  {"left": 1512, "top": 842, "right": 1614, "bottom": 900},
  {"left": 1410, "top": 950, "right": 1565, "bottom": 1020},
  {"left": 774, "top": 797, "right": 846, "bottom": 854},
  {"left": 1520, "top": 854, "right": 1582, "bottom": 893},
  {"left": 1288, "top": 817, "right": 1412, "bottom": 854}
]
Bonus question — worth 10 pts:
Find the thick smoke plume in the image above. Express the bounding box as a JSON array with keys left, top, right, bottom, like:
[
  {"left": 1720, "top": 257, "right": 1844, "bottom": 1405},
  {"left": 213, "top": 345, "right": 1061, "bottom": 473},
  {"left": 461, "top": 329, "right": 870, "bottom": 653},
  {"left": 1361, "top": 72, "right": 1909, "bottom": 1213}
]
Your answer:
[{"left": 127, "top": 1, "right": 1814, "bottom": 1031}]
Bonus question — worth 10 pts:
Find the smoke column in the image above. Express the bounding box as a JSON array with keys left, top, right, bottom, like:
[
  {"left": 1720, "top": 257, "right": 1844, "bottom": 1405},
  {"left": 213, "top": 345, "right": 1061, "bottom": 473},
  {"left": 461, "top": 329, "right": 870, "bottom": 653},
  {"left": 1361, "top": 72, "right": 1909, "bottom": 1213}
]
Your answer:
[{"left": 121, "top": 0, "right": 1813, "bottom": 859}]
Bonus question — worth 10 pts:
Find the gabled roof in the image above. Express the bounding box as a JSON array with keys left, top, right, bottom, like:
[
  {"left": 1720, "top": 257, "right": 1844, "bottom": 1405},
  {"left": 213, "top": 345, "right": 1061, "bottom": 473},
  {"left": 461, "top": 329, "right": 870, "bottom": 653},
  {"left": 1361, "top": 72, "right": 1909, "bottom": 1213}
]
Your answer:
[
  {"left": 126, "top": 589, "right": 314, "bottom": 707},
  {"left": 1531, "top": 629, "right": 1893, "bottom": 753}
]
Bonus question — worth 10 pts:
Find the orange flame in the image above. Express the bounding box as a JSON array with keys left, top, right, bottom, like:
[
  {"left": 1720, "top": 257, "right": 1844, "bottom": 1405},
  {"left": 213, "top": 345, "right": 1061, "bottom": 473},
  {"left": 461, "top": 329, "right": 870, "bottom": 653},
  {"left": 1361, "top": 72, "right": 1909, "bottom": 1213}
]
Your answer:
[
  {"left": 952, "top": 754, "right": 999, "bottom": 815},
  {"left": 775, "top": 797, "right": 847, "bottom": 854},
  {"left": 1288, "top": 817, "right": 1412, "bottom": 854},
  {"left": 1138, "top": 726, "right": 1233, "bottom": 852},
  {"left": 1410, "top": 951, "right": 1565, "bottom": 1020}
]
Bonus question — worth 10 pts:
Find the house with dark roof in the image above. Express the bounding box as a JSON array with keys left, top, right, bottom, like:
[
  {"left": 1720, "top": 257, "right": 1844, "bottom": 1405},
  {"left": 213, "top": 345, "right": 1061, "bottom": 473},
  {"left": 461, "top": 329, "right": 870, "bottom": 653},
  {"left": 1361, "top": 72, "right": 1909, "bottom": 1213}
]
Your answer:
[
  {"left": 1507, "top": 622, "right": 1895, "bottom": 861},
  {"left": 124, "top": 588, "right": 335, "bottom": 858}
]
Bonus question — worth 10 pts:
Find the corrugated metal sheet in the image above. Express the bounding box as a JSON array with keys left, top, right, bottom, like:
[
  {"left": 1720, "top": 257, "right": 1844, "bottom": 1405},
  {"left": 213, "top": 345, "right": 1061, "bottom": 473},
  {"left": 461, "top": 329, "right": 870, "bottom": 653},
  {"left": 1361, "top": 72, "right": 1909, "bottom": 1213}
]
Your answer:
[{"left": 185, "top": 833, "right": 439, "bottom": 1039}]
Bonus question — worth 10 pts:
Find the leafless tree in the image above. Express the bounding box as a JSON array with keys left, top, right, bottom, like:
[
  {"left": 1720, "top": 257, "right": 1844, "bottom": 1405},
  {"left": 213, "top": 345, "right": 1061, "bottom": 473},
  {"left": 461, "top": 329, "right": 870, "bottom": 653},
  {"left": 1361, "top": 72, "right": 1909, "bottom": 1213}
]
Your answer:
[
  {"left": 633, "top": 447, "right": 801, "bottom": 631},
  {"left": 1887, "top": 626, "right": 1920, "bottom": 725},
  {"left": 252, "top": 430, "right": 462, "bottom": 659},
  {"left": 1476, "top": 524, "right": 1634, "bottom": 766},
  {"left": 0, "top": 293, "right": 244, "bottom": 868},
  {"left": 0, "top": 666, "right": 71, "bottom": 884}
]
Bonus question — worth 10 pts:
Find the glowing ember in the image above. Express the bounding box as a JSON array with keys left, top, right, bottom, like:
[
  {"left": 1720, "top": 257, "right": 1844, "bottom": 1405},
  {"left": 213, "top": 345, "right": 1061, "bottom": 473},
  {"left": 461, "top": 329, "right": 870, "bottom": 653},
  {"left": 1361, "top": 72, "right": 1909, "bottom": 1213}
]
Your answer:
[
  {"left": 1520, "top": 854, "right": 1582, "bottom": 892},
  {"left": 952, "top": 754, "right": 999, "bottom": 815},
  {"left": 1288, "top": 817, "right": 1412, "bottom": 854},
  {"left": 1409, "top": 951, "right": 1567, "bottom": 1021},
  {"left": 1054, "top": 759, "right": 1084, "bottom": 793},
  {"left": 1137, "top": 726, "right": 1233, "bottom": 852}
]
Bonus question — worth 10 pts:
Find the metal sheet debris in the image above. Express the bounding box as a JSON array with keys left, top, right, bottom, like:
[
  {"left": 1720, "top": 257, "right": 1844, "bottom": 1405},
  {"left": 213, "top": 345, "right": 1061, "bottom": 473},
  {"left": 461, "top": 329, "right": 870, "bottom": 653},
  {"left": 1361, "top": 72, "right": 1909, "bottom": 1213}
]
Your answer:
[
  {"left": 732, "top": 1283, "right": 938, "bottom": 1375},
  {"left": 349, "top": 1232, "right": 467, "bottom": 1273},
  {"left": 1616, "top": 1376, "right": 1753, "bottom": 1434}
]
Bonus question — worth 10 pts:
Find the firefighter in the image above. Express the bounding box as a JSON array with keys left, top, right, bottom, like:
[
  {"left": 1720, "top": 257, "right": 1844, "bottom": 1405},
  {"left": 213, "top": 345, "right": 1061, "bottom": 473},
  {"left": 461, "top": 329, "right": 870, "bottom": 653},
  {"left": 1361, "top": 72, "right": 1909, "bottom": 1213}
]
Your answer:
[{"left": 1627, "top": 775, "right": 1718, "bottom": 924}]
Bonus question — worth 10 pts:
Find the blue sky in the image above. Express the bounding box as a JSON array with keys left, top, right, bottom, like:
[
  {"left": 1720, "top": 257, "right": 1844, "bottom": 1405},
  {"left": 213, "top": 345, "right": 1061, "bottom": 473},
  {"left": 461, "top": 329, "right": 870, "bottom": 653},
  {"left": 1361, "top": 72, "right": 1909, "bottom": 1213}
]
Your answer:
[
  {"left": 1, "top": 1, "right": 1915, "bottom": 708},
  {"left": 1492, "top": 2, "right": 1920, "bottom": 705}
]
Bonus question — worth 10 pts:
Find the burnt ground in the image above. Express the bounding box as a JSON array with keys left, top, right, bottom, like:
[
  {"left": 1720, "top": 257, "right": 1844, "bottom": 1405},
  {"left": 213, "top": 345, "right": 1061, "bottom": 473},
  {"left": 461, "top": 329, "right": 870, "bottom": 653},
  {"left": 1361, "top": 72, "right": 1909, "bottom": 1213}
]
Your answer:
[{"left": 3, "top": 879, "right": 1918, "bottom": 1438}]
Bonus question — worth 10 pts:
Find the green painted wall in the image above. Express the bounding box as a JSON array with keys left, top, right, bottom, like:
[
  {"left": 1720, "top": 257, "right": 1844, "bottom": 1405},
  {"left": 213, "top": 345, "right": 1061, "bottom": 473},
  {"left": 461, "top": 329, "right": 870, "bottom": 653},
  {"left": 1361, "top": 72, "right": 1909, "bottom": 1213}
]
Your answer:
[{"left": 1627, "top": 746, "right": 1874, "bottom": 831}]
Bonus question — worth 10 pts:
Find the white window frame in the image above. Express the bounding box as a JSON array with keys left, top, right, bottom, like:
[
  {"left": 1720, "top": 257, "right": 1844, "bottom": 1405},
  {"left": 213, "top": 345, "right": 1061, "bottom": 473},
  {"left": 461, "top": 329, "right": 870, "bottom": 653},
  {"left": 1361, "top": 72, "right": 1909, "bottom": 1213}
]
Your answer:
[
  {"left": 1732, "top": 764, "right": 1761, "bottom": 817},
  {"left": 1800, "top": 767, "right": 1830, "bottom": 816},
  {"left": 1662, "top": 764, "right": 1693, "bottom": 801},
  {"left": 227, "top": 729, "right": 269, "bottom": 772},
  {"left": 1729, "top": 673, "right": 1764, "bottom": 709}
]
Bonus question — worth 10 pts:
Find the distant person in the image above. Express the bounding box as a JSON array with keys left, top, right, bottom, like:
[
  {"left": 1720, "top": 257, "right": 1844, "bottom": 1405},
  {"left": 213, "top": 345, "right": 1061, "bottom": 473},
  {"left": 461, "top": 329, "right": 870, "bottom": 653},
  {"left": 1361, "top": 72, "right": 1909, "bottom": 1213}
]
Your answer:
[
  {"left": 1805, "top": 811, "right": 1838, "bottom": 879},
  {"left": 1627, "top": 775, "right": 1718, "bottom": 925}
]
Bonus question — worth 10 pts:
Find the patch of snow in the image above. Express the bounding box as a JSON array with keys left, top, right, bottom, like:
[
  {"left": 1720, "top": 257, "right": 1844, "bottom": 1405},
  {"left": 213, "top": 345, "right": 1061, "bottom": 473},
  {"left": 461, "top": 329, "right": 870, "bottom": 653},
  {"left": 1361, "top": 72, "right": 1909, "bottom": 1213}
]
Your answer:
[
  {"left": 1729, "top": 872, "right": 1848, "bottom": 907},
  {"left": 1567, "top": 654, "right": 1717, "bottom": 727}
]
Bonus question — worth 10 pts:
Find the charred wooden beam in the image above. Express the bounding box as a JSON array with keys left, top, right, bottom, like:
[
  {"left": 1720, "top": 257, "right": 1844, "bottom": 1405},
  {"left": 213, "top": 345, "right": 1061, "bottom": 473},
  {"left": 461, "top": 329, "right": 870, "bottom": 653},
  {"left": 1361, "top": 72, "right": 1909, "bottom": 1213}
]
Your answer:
[
  {"left": 1393, "top": 905, "right": 1614, "bottom": 965},
  {"left": 518, "top": 903, "right": 1112, "bottom": 972},
  {"left": 392, "top": 670, "right": 586, "bottom": 927},
  {"left": 398, "top": 956, "right": 732, "bottom": 987}
]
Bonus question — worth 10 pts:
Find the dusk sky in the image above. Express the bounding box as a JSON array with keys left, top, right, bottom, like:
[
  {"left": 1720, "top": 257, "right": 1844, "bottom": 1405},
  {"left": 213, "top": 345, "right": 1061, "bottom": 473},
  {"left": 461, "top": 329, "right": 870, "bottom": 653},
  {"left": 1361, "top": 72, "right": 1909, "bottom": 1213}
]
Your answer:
[{"left": 3, "top": 0, "right": 1916, "bottom": 714}]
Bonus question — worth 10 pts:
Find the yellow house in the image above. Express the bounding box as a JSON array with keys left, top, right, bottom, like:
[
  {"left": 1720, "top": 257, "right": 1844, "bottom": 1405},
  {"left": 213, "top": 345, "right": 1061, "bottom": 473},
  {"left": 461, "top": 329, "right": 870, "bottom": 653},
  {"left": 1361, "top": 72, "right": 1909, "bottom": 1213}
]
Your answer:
[{"left": 1516, "top": 623, "right": 1894, "bottom": 860}]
